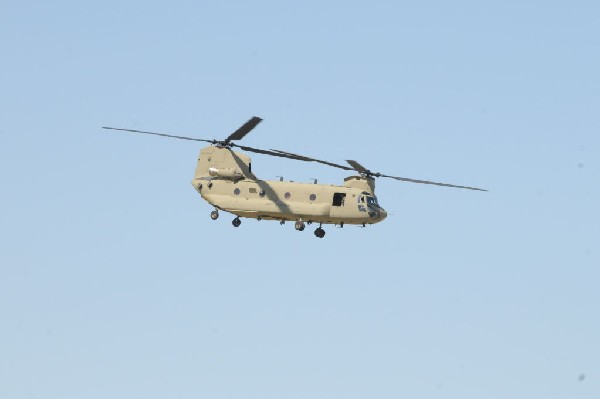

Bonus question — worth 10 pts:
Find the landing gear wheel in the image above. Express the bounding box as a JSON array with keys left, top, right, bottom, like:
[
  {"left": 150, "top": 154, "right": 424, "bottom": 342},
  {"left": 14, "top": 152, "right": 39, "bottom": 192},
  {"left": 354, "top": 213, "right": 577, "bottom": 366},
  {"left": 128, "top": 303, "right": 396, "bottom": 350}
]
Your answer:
[
  {"left": 232, "top": 217, "right": 241, "bottom": 227},
  {"left": 314, "top": 227, "right": 325, "bottom": 238},
  {"left": 295, "top": 221, "right": 305, "bottom": 231},
  {"left": 210, "top": 210, "right": 219, "bottom": 220}
]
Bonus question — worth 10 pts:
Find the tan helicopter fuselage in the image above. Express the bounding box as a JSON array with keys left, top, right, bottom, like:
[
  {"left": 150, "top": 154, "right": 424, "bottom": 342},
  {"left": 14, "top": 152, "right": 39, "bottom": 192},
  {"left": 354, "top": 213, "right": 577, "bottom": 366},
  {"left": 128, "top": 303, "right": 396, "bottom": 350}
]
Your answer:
[{"left": 191, "top": 146, "right": 387, "bottom": 225}]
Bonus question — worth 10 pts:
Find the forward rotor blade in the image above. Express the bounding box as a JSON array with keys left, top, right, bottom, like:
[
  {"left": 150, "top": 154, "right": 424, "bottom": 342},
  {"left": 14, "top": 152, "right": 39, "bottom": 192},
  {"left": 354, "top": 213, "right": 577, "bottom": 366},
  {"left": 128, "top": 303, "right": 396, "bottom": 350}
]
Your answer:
[
  {"left": 225, "top": 116, "right": 263, "bottom": 143},
  {"left": 270, "top": 149, "right": 354, "bottom": 171},
  {"left": 349, "top": 159, "right": 486, "bottom": 191},
  {"left": 102, "top": 127, "right": 214, "bottom": 143},
  {"left": 346, "top": 159, "right": 370, "bottom": 174},
  {"left": 380, "top": 173, "right": 487, "bottom": 191}
]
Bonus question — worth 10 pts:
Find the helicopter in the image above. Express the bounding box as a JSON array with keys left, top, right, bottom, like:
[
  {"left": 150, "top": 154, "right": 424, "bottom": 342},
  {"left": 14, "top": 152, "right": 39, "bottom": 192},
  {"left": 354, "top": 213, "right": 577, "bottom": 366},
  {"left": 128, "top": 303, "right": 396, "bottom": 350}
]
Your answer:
[{"left": 103, "top": 116, "right": 486, "bottom": 238}]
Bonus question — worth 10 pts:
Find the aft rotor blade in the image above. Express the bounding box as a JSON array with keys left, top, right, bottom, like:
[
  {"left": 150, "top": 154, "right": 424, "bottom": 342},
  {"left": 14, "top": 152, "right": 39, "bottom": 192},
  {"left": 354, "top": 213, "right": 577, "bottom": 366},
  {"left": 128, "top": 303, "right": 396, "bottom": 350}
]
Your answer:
[
  {"left": 225, "top": 116, "right": 263, "bottom": 143},
  {"left": 102, "top": 127, "right": 214, "bottom": 143},
  {"left": 380, "top": 173, "right": 487, "bottom": 191},
  {"left": 270, "top": 149, "right": 354, "bottom": 171},
  {"left": 233, "top": 144, "right": 313, "bottom": 160}
]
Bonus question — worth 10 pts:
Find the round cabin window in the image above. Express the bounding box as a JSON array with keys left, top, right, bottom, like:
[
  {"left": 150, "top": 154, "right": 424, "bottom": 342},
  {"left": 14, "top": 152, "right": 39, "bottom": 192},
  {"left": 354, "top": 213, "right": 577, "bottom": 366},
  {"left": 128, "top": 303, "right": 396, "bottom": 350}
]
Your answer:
[
  {"left": 234, "top": 188, "right": 241, "bottom": 195},
  {"left": 284, "top": 192, "right": 291, "bottom": 199},
  {"left": 309, "top": 194, "right": 317, "bottom": 201},
  {"left": 259, "top": 190, "right": 266, "bottom": 197}
]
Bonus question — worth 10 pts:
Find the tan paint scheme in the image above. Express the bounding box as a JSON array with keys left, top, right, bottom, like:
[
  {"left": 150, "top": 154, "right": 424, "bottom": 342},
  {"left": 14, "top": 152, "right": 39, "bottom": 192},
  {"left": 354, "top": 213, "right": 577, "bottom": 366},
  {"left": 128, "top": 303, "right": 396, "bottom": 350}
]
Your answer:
[{"left": 191, "top": 146, "right": 387, "bottom": 225}]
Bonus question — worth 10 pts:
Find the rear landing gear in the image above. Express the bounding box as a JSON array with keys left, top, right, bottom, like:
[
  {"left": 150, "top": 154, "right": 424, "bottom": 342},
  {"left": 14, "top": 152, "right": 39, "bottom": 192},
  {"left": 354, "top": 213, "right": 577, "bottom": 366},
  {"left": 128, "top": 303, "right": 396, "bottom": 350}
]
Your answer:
[
  {"left": 232, "top": 217, "right": 241, "bottom": 227},
  {"left": 295, "top": 221, "right": 305, "bottom": 231},
  {"left": 210, "top": 210, "right": 219, "bottom": 220},
  {"left": 314, "top": 227, "right": 325, "bottom": 238}
]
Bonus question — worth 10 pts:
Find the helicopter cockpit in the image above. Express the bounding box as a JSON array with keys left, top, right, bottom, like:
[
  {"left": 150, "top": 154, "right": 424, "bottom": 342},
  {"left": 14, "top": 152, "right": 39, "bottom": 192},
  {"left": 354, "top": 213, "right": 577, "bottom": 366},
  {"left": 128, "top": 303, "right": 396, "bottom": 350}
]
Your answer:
[
  {"left": 358, "top": 194, "right": 383, "bottom": 210},
  {"left": 366, "top": 196, "right": 380, "bottom": 208}
]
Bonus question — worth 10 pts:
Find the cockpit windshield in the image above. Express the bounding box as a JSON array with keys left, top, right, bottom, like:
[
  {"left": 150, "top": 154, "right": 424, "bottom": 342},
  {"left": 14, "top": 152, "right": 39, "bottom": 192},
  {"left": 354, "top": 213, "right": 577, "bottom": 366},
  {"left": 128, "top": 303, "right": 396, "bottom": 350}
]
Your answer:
[{"left": 366, "top": 196, "right": 379, "bottom": 208}]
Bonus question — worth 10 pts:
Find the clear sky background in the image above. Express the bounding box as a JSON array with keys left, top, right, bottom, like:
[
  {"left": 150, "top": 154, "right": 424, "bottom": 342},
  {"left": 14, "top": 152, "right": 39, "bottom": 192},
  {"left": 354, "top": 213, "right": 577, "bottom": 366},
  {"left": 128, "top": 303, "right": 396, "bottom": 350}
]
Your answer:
[{"left": 1, "top": 1, "right": 598, "bottom": 398}]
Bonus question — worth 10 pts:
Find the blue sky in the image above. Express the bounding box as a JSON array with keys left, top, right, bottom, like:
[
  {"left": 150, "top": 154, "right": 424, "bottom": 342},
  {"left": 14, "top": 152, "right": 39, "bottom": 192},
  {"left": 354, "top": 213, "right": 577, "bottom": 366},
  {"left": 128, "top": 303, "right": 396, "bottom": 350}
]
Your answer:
[{"left": 1, "top": 1, "right": 598, "bottom": 398}]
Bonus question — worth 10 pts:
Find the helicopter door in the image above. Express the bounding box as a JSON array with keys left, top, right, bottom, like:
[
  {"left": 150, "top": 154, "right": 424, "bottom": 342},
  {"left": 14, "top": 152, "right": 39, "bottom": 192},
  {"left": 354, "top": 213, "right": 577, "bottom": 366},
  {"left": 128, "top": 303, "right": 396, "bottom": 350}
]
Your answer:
[
  {"left": 332, "top": 192, "right": 346, "bottom": 207},
  {"left": 330, "top": 192, "right": 346, "bottom": 218}
]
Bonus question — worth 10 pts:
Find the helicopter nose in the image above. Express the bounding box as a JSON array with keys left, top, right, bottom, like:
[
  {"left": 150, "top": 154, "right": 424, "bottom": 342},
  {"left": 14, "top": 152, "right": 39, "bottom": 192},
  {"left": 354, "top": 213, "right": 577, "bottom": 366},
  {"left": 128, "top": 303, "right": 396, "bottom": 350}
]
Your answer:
[
  {"left": 368, "top": 209, "right": 387, "bottom": 222},
  {"left": 379, "top": 209, "right": 388, "bottom": 220}
]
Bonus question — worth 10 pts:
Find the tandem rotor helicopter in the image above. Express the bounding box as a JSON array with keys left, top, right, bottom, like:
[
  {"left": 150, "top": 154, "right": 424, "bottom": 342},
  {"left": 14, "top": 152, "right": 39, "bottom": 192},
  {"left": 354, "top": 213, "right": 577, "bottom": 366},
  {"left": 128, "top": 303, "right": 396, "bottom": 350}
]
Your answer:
[{"left": 103, "top": 116, "right": 486, "bottom": 238}]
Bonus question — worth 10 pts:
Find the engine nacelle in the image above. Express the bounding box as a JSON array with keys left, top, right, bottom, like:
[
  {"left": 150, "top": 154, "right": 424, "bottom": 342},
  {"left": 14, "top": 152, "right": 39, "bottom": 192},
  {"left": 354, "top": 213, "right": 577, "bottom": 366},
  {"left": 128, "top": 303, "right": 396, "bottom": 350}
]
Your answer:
[{"left": 208, "top": 167, "right": 244, "bottom": 180}]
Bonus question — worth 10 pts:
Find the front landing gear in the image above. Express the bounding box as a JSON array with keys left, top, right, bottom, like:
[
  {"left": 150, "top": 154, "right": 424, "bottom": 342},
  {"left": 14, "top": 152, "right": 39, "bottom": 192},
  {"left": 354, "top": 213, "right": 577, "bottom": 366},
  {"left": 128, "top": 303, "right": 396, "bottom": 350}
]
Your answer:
[
  {"left": 210, "top": 210, "right": 219, "bottom": 220},
  {"left": 232, "top": 217, "right": 241, "bottom": 227},
  {"left": 295, "top": 221, "right": 305, "bottom": 231},
  {"left": 314, "top": 227, "right": 325, "bottom": 238}
]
